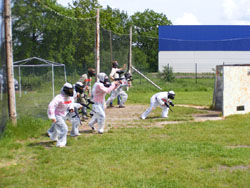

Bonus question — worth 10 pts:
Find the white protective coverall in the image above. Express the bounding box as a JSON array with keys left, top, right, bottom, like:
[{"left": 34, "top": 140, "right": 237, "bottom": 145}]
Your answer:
[
  {"left": 47, "top": 86, "right": 74, "bottom": 147},
  {"left": 88, "top": 73, "right": 117, "bottom": 133},
  {"left": 106, "top": 78, "right": 128, "bottom": 107},
  {"left": 67, "top": 103, "right": 83, "bottom": 137},
  {"left": 141, "top": 91, "right": 171, "bottom": 119},
  {"left": 109, "top": 67, "right": 122, "bottom": 106}
]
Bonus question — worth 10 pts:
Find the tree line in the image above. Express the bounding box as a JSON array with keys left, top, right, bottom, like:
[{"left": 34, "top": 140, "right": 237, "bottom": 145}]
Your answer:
[{"left": 11, "top": 0, "right": 172, "bottom": 73}]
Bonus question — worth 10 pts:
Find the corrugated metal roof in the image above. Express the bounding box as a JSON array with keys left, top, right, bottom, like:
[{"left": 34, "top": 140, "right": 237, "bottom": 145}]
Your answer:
[{"left": 159, "top": 25, "right": 250, "bottom": 51}]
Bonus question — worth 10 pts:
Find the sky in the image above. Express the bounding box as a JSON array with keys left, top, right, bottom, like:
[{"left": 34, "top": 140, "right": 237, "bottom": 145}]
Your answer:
[{"left": 57, "top": 0, "right": 250, "bottom": 25}]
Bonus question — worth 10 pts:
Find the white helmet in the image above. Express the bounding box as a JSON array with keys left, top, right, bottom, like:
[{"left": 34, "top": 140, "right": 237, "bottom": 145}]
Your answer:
[
  {"left": 168, "top": 90, "right": 175, "bottom": 100},
  {"left": 62, "top": 82, "right": 74, "bottom": 96},
  {"left": 97, "top": 72, "right": 111, "bottom": 87},
  {"left": 97, "top": 73, "right": 107, "bottom": 83}
]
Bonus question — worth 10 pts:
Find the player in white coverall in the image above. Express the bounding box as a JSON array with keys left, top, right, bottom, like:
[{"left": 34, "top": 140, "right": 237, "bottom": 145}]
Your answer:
[
  {"left": 106, "top": 72, "right": 131, "bottom": 108},
  {"left": 108, "top": 61, "right": 126, "bottom": 107},
  {"left": 88, "top": 73, "right": 119, "bottom": 134},
  {"left": 47, "top": 83, "right": 75, "bottom": 147},
  {"left": 141, "top": 91, "right": 175, "bottom": 119},
  {"left": 67, "top": 103, "right": 83, "bottom": 137}
]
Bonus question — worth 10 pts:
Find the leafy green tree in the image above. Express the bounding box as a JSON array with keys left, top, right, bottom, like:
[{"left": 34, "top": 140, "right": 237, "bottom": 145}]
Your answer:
[
  {"left": 131, "top": 9, "right": 172, "bottom": 72},
  {"left": 160, "top": 65, "right": 175, "bottom": 82},
  {"left": 70, "top": 0, "right": 100, "bottom": 71},
  {"left": 132, "top": 48, "right": 148, "bottom": 71},
  {"left": 99, "top": 6, "right": 130, "bottom": 72},
  {"left": 12, "top": 0, "right": 98, "bottom": 73},
  {"left": 12, "top": 0, "right": 76, "bottom": 67},
  {"left": 11, "top": 0, "right": 173, "bottom": 75},
  {"left": 100, "top": 5, "right": 129, "bottom": 33}
]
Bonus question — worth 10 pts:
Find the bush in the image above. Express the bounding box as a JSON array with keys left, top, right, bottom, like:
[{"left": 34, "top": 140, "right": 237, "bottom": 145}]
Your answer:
[{"left": 160, "top": 65, "right": 175, "bottom": 82}]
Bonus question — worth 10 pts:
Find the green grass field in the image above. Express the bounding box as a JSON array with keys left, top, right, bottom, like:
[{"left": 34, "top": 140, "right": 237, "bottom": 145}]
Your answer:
[{"left": 0, "top": 74, "right": 249, "bottom": 187}]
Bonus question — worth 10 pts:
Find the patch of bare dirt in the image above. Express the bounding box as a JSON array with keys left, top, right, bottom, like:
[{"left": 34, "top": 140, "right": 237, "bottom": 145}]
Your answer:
[
  {"left": 176, "top": 104, "right": 223, "bottom": 122},
  {"left": 225, "top": 145, "right": 250, "bottom": 149},
  {"left": 192, "top": 112, "right": 223, "bottom": 122},
  {"left": 176, "top": 104, "right": 209, "bottom": 110},
  {"left": 218, "top": 165, "right": 250, "bottom": 172},
  {"left": 78, "top": 104, "right": 224, "bottom": 132},
  {"left": 0, "top": 160, "right": 18, "bottom": 168}
]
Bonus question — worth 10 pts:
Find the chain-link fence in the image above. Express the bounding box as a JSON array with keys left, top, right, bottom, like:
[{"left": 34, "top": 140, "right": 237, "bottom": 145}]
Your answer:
[
  {"left": 6, "top": 2, "right": 132, "bottom": 121},
  {"left": 10, "top": 2, "right": 97, "bottom": 119},
  {"left": 0, "top": 1, "right": 217, "bottom": 134},
  {"left": 100, "top": 27, "right": 130, "bottom": 74}
]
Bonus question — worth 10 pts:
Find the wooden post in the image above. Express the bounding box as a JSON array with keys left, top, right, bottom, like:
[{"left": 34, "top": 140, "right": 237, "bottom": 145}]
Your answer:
[
  {"left": 95, "top": 8, "right": 100, "bottom": 81},
  {"left": 109, "top": 30, "right": 112, "bottom": 64},
  {"left": 4, "top": 0, "right": 16, "bottom": 124},
  {"left": 52, "top": 64, "right": 54, "bottom": 98},
  {"left": 128, "top": 26, "right": 132, "bottom": 74}
]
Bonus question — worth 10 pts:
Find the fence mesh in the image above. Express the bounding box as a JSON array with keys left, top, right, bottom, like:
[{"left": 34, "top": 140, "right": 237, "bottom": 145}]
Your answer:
[
  {"left": 100, "top": 27, "right": 130, "bottom": 73},
  {"left": 8, "top": 2, "right": 132, "bottom": 120},
  {"left": 0, "top": 1, "right": 216, "bottom": 134},
  {"left": 10, "top": 1, "right": 97, "bottom": 119}
]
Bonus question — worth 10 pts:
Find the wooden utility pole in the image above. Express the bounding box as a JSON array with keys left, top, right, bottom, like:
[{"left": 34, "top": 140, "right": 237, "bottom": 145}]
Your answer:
[
  {"left": 128, "top": 26, "right": 133, "bottom": 74},
  {"left": 109, "top": 30, "right": 112, "bottom": 64},
  {"left": 4, "top": 0, "right": 16, "bottom": 124},
  {"left": 95, "top": 8, "right": 100, "bottom": 81}
]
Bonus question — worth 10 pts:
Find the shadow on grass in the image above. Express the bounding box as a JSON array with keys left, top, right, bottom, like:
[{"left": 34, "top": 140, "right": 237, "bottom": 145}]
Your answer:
[
  {"left": 79, "top": 130, "right": 94, "bottom": 134},
  {"left": 147, "top": 116, "right": 167, "bottom": 120},
  {"left": 28, "top": 140, "right": 55, "bottom": 148}
]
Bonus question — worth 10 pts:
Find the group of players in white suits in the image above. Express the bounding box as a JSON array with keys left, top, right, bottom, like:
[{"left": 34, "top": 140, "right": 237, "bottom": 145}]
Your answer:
[{"left": 47, "top": 61, "right": 175, "bottom": 147}]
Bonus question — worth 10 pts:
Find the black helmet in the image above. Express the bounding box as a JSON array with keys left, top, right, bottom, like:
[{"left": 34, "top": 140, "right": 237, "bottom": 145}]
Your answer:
[
  {"left": 63, "top": 83, "right": 74, "bottom": 96},
  {"left": 112, "top": 61, "right": 118, "bottom": 68},
  {"left": 102, "top": 76, "right": 111, "bottom": 88},
  {"left": 168, "top": 90, "right": 175, "bottom": 100},
  {"left": 87, "top": 68, "right": 95, "bottom": 77},
  {"left": 125, "top": 72, "right": 133, "bottom": 81},
  {"left": 75, "top": 82, "right": 84, "bottom": 94}
]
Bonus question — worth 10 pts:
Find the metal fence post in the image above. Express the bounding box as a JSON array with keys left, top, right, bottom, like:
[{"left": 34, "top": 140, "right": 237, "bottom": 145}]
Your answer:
[{"left": 195, "top": 63, "right": 198, "bottom": 84}]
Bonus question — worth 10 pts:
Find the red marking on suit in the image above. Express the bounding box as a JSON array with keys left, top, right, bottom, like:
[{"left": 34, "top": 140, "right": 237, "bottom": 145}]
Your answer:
[
  {"left": 162, "top": 99, "right": 167, "bottom": 103},
  {"left": 64, "top": 101, "right": 72, "bottom": 104}
]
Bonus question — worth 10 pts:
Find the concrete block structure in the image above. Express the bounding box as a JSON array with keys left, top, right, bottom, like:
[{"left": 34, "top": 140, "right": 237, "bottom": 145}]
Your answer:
[{"left": 213, "top": 64, "right": 250, "bottom": 116}]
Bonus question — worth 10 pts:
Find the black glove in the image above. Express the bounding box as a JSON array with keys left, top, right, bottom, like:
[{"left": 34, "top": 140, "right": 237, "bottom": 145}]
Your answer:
[{"left": 169, "top": 101, "right": 174, "bottom": 107}]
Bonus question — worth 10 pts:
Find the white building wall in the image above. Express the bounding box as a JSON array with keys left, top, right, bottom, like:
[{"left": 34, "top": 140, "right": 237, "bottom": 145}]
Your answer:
[{"left": 158, "top": 51, "right": 250, "bottom": 73}]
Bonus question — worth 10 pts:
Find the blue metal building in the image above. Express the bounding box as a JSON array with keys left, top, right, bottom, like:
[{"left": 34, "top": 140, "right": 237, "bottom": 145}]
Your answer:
[{"left": 158, "top": 25, "right": 250, "bottom": 72}]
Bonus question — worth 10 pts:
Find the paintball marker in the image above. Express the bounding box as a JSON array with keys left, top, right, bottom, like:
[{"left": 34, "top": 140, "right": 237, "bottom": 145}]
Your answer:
[
  {"left": 81, "top": 98, "right": 95, "bottom": 112},
  {"left": 69, "top": 107, "right": 82, "bottom": 125},
  {"left": 164, "top": 100, "right": 174, "bottom": 112},
  {"left": 114, "top": 77, "right": 124, "bottom": 81},
  {"left": 114, "top": 70, "right": 125, "bottom": 81},
  {"left": 74, "top": 107, "right": 82, "bottom": 125}
]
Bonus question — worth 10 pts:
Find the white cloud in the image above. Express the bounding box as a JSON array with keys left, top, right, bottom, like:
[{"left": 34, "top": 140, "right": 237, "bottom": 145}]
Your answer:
[
  {"left": 57, "top": 0, "right": 72, "bottom": 7},
  {"left": 222, "top": 0, "right": 250, "bottom": 24},
  {"left": 229, "top": 20, "right": 250, "bottom": 25},
  {"left": 173, "top": 12, "right": 201, "bottom": 25},
  {"left": 222, "top": 0, "right": 237, "bottom": 19},
  {"left": 56, "top": 0, "right": 250, "bottom": 25}
]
